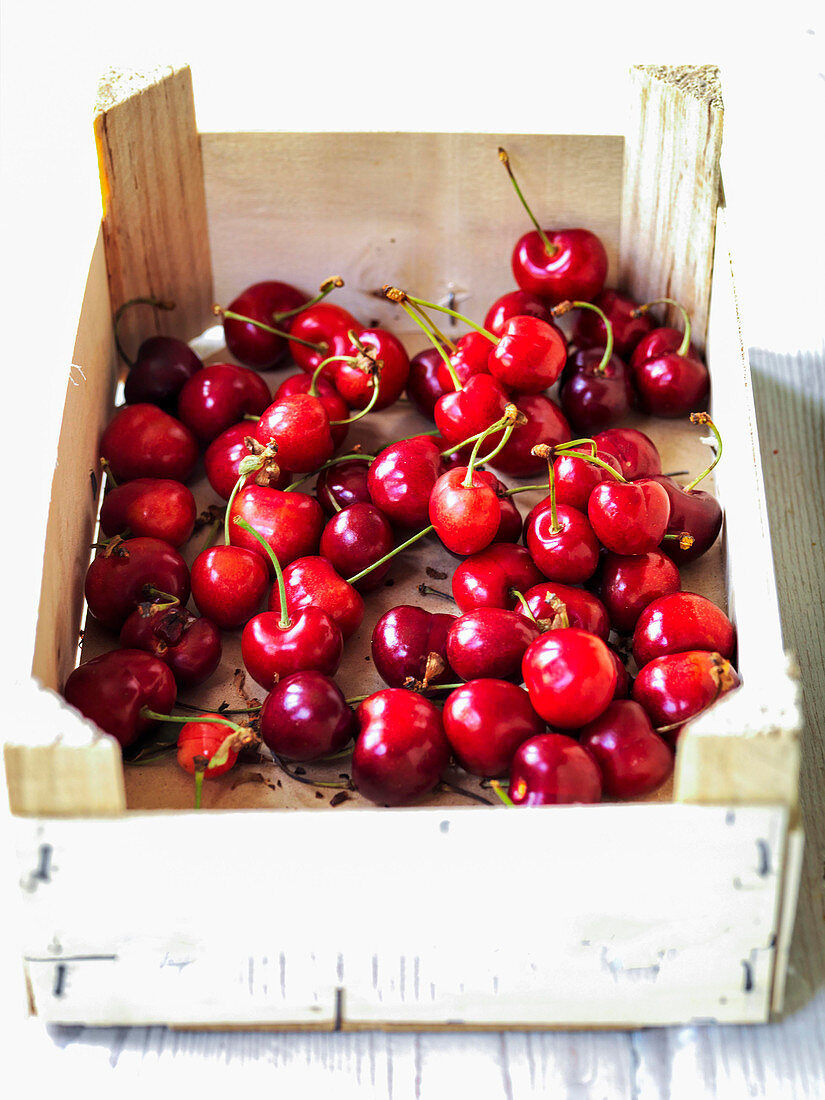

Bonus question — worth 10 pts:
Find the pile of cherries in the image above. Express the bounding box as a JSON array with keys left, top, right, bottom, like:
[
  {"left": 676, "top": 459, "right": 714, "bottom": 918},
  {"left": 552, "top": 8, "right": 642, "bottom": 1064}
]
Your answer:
[{"left": 63, "top": 148, "right": 737, "bottom": 809}]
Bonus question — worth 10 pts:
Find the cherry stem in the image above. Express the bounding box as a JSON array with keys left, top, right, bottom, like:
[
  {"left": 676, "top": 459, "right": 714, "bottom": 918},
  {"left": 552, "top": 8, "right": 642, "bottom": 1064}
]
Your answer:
[
  {"left": 510, "top": 588, "right": 537, "bottom": 622},
  {"left": 200, "top": 511, "right": 225, "bottom": 553},
  {"left": 417, "top": 583, "right": 456, "bottom": 602},
  {"left": 100, "top": 456, "right": 119, "bottom": 488},
  {"left": 233, "top": 517, "right": 291, "bottom": 629},
  {"left": 224, "top": 471, "right": 249, "bottom": 545},
  {"left": 272, "top": 276, "right": 344, "bottom": 323},
  {"left": 309, "top": 354, "right": 360, "bottom": 396},
  {"left": 441, "top": 408, "right": 518, "bottom": 460},
  {"left": 194, "top": 759, "right": 206, "bottom": 810},
  {"left": 489, "top": 778, "right": 515, "bottom": 807},
  {"left": 397, "top": 290, "right": 498, "bottom": 345},
  {"left": 175, "top": 701, "right": 261, "bottom": 715},
  {"left": 395, "top": 297, "right": 461, "bottom": 391},
  {"left": 329, "top": 375, "right": 381, "bottom": 425},
  {"left": 552, "top": 301, "right": 613, "bottom": 372},
  {"left": 406, "top": 298, "right": 457, "bottom": 353},
  {"left": 140, "top": 709, "right": 243, "bottom": 733},
  {"left": 141, "top": 586, "right": 181, "bottom": 612},
  {"left": 214, "top": 305, "right": 325, "bottom": 353},
  {"left": 270, "top": 753, "right": 352, "bottom": 790},
  {"left": 345, "top": 524, "right": 435, "bottom": 586},
  {"left": 684, "top": 412, "right": 723, "bottom": 492},
  {"left": 462, "top": 418, "right": 507, "bottom": 488},
  {"left": 501, "top": 481, "right": 550, "bottom": 497},
  {"left": 554, "top": 437, "right": 598, "bottom": 457},
  {"left": 532, "top": 445, "right": 559, "bottom": 532},
  {"left": 113, "top": 296, "right": 176, "bottom": 368},
  {"left": 558, "top": 448, "right": 626, "bottom": 481},
  {"left": 285, "top": 451, "right": 375, "bottom": 492},
  {"left": 497, "top": 147, "right": 558, "bottom": 259},
  {"left": 474, "top": 421, "right": 514, "bottom": 467},
  {"left": 632, "top": 297, "right": 692, "bottom": 358}
]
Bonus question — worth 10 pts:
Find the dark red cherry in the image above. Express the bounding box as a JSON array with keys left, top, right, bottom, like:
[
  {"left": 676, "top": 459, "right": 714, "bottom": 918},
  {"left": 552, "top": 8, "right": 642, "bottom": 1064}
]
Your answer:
[
  {"left": 319, "top": 503, "right": 394, "bottom": 592},
  {"left": 100, "top": 404, "right": 198, "bottom": 484},
  {"left": 443, "top": 680, "right": 545, "bottom": 776},
  {"left": 223, "top": 280, "right": 307, "bottom": 369},
  {"left": 446, "top": 607, "right": 540, "bottom": 681},
  {"left": 367, "top": 435, "right": 444, "bottom": 528},
  {"left": 282, "top": 556, "right": 364, "bottom": 639},
  {"left": 259, "top": 671, "right": 355, "bottom": 761},
  {"left": 273, "top": 372, "right": 350, "bottom": 449},
  {"left": 177, "top": 362, "right": 272, "bottom": 443},
  {"left": 254, "top": 392, "right": 335, "bottom": 473},
  {"left": 99, "top": 478, "right": 196, "bottom": 547},
  {"left": 648, "top": 474, "right": 723, "bottom": 565},
  {"left": 190, "top": 545, "right": 268, "bottom": 630},
  {"left": 579, "top": 700, "right": 673, "bottom": 799},
  {"left": 63, "top": 649, "right": 176, "bottom": 748},
  {"left": 352, "top": 690, "right": 450, "bottom": 806},
  {"left": 600, "top": 550, "right": 681, "bottom": 634},
  {"left": 429, "top": 467, "right": 501, "bottom": 556},
  {"left": 525, "top": 502, "right": 601, "bottom": 584},
  {"left": 242, "top": 606, "right": 343, "bottom": 690},
  {"left": 452, "top": 543, "right": 544, "bottom": 612},
  {"left": 632, "top": 592, "right": 736, "bottom": 669},
  {"left": 204, "top": 423, "right": 291, "bottom": 501},
  {"left": 476, "top": 470, "right": 523, "bottom": 542},
  {"left": 406, "top": 346, "right": 450, "bottom": 419},
  {"left": 371, "top": 605, "right": 456, "bottom": 689},
  {"left": 632, "top": 650, "right": 740, "bottom": 743},
  {"left": 120, "top": 603, "right": 221, "bottom": 688},
  {"left": 488, "top": 315, "right": 567, "bottom": 394},
  {"left": 516, "top": 581, "right": 610, "bottom": 640},
  {"left": 572, "top": 288, "right": 653, "bottom": 359},
  {"left": 632, "top": 352, "right": 709, "bottom": 418},
  {"left": 484, "top": 289, "right": 554, "bottom": 336},
  {"left": 315, "top": 458, "right": 373, "bottom": 516},
  {"left": 84, "top": 537, "right": 190, "bottom": 631},
  {"left": 228, "top": 484, "right": 324, "bottom": 571},
  {"left": 509, "top": 732, "right": 602, "bottom": 805},
  {"left": 332, "top": 328, "right": 410, "bottom": 411},
  {"left": 593, "top": 428, "right": 662, "bottom": 480},
  {"left": 522, "top": 628, "right": 617, "bottom": 728},
  {"left": 560, "top": 349, "right": 635, "bottom": 433},
  {"left": 489, "top": 393, "right": 571, "bottom": 477},
  {"left": 124, "top": 336, "right": 204, "bottom": 410},
  {"left": 553, "top": 446, "right": 623, "bottom": 512},
  {"left": 609, "top": 648, "right": 632, "bottom": 699},
  {"left": 588, "top": 479, "right": 671, "bottom": 556}
]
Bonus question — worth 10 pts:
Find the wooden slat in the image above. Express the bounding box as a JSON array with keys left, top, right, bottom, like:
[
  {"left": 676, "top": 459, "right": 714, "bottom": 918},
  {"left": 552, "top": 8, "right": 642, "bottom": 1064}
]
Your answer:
[
  {"left": 619, "top": 64, "right": 724, "bottom": 351},
  {"left": 94, "top": 65, "right": 213, "bottom": 352}
]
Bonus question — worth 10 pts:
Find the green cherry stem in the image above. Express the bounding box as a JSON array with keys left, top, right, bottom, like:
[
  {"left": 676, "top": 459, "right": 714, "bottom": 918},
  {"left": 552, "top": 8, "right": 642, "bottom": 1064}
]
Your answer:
[
  {"left": 193, "top": 756, "right": 206, "bottom": 810},
  {"left": 233, "top": 517, "right": 291, "bottom": 629},
  {"left": 497, "top": 147, "right": 558, "bottom": 259},
  {"left": 309, "top": 354, "right": 361, "bottom": 396},
  {"left": 406, "top": 298, "right": 457, "bottom": 353},
  {"left": 552, "top": 300, "right": 614, "bottom": 373},
  {"left": 509, "top": 588, "right": 538, "bottom": 622},
  {"left": 684, "top": 412, "right": 723, "bottom": 491},
  {"left": 385, "top": 286, "right": 498, "bottom": 345},
  {"left": 329, "top": 376, "right": 381, "bottom": 426},
  {"left": 272, "top": 276, "right": 344, "bottom": 324},
  {"left": 462, "top": 421, "right": 502, "bottom": 488},
  {"left": 474, "top": 422, "right": 514, "bottom": 467},
  {"left": 113, "top": 296, "right": 176, "bottom": 367},
  {"left": 532, "top": 444, "right": 559, "bottom": 532},
  {"left": 500, "top": 481, "right": 550, "bottom": 497},
  {"left": 140, "top": 709, "right": 244, "bottom": 733},
  {"left": 213, "top": 304, "right": 325, "bottom": 353},
  {"left": 631, "top": 297, "right": 692, "bottom": 358},
  {"left": 553, "top": 437, "right": 598, "bottom": 457},
  {"left": 557, "top": 446, "right": 626, "bottom": 481},
  {"left": 284, "top": 451, "right": 375, "bottom": 492},
  {"left": 489, "top": 778, "right": 515, "bottom": 807},
  {"left": 393, "top": 295, "right": 461, "bottom": 391},
  {"left": 345, "top": 524, "right": 435, "bottom": 586}
]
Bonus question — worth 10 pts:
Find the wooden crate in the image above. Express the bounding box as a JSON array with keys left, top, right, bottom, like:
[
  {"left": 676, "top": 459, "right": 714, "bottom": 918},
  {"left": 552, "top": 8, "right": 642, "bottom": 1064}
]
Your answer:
[{"left": 4, "top": 64, "right": 803, "bottom": 1029}]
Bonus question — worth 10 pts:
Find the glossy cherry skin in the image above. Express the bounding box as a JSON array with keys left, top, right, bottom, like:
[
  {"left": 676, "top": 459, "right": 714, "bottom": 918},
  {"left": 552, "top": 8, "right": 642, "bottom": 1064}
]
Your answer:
[
  {"left": 63, "top": 649, "right": 176, "bottom": 748},
  {"left": 522, "top": 628, "right": 617, "bottom": 729},
  {"left": 352, "top": 690, "right": 451, "bottom": 806},
  {"left": 648, "top": 475, "right": 723, "bottom": 565},
  {"left": 371, "top": 605, "right": 456, "bottom": 688},
  {"left": 516, "top": 581, "right": 610, "bottom": 640},
  {"left": 511, "top": 228, "right": 608, "bottom": 304},
  {"left": 571, "top": 288, "right": 653, "bottom": 359},
  {"left": 632, "top": 650, "right": 740, "bottom": 742},
  {"left": 367, "top": 435, "right": 444, "bottom": 528},
  {"left": 319, "top": 502, "right": 394, "bottom": 592},
  {"left": 204, "top": 422, "right": 292, "bottom": 501},
  {"left": 489, "top": 393, "right": 571, "bottom": 477},
  {"left": 406, "top": 347, "right": 450, "bottom": 419},
  {"left": 593, "top": 428, "right": 662, "bottom": 480},
  {"left": 434, "top": 374, "right": 509, "bottom": 452},
  {"left": 508, "top": 733, "right": 602, "bottom": 805},
  {"left": 630, "top": 327, "right": 700, "bottom": 370},
  {"left": 316, "top": 458, "right": 373, "bottom": 516},
  {"left": 332, "top": 328, "right": 410, "bottom": 411},
  {"left": 273, "top": 372, "right": 350, "bottom": 449},
  {"left": 609, "top": 649, "right": 632, "bottom": 699},
  {"left": 119, "top": 604, "right": 222, "bottom": 688},
  {"left": 488, "top": 315, "right": 567, "bottom": 394},
  {"left": 588, "top": 479, "right": 671, "bottom": 556},
  {"left": 525, "top": 502, "right": 601, "bottom": 584},
  {"left": 429, "top": 467, "right": 501, "bottom": 556},
  {"left": 176, "top": 717, "right": 241, "bottom": 779},
  {"left": 254, "top": 392, "right": 334, "bottom": 473},
  {"left": 632, "top": 351, "right": 709, "bottom": 418},
  {"left": 124, "top": 336, "right": 204, "bottom": 410},
  {"left": 100, "top": 404, "right": 198, "bottom": 484},
  {"left": 484, "top": 289, "right": 555, "bottom": 336},
  {"left": 435, "top": 332, "right": 496, "bottom": 392},
  {"left": 84, "top": 537, "right": 190, "bottom": 631},
  {"left": 474, "top": 470, "right": 523, "bottom": 543},
  {"left": 282, "top": 556, "right": 364, "bottom": 639},
  {"left": 452, "top": 543, "right": 544, "bottom": 612},
  {"left": 242, "top": 606, "right": 343, "bottom": 690},
  {"left": 223, "top": 280, "right": 307, "bottom": 369},
  {"left": 190, "top": 545, "right": 269, "bottom": 630},
  {"left": 99, "top": 478, "right": 197, "bottom": 547},
  {"left": 177, "top": 363, "right": 271, "bottom": 443},
  {"left": 446, "top": 607, "right": 540, "bottom": 682},
  {"left": 288, "top": 302, "right": 360, "bottom": 376},
  {"left": 560, "top": 350, "right": 635, "bottom": 433},
  {"left": 553, "top": 446, "right": 623, "bottom": 512},
  {"left": 579, "top": 700, "right": 673, "bottom": 799},
  {"left": 632, "top": 592, "right": 735, "bottom": 669},
  {"left": 228, "top": 484, "right": 324, "bottom": 571},
  {"left": 259, "top": 671, "right": 355, "bottom": 761},
  {"left": 443, "top": 680, "right": 545, "bottom": 776},
  {"left": 600, "top": 550, "right": 682, "bottom": 634}
]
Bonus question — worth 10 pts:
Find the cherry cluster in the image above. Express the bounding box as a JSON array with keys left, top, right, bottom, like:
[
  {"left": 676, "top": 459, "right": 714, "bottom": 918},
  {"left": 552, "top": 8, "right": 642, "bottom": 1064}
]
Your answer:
[{"left": 63, "top": 148, "right": 736, "bottom": 809}]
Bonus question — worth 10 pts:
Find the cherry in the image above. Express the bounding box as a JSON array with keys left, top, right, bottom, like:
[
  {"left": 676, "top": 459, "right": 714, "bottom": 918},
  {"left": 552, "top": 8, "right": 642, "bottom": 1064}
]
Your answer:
[
  {"left": 99, "top": 478, "right": 197, "bottom": 547},
  {"left": 480, "top": 470, "right": 523, "bottom": 542},
  {"left": 430, "top": 465, "right": 501, "bottom": 557},
  {"left": 174, "top": 715, "right": 258, "bottom": 807},
  {"left": 221, "top": 279, "right": 309, "bottom": 369},
  {"left": 600, "top": 550, "right": 681, "bottom": 634},
  {"left": 204, "top": 423, "right": 292, "bottom": 501},
  {"left": 434, "top": 373, "right": 510, "bottom": 456},
  {"left": 254, "top": 392, "right": 335, "bottom": 473},
  {"left": 352, "top": 689, "right": 450, "bottom": 806},
  {"left": 120, "top": 599, "right": 221, "bottom": 688},
  {"left": 435, "top": 331, "right": 497, "bottom": 393},
  {"left": 100, "top": 404, "right": 198, "bottom": 484},
  {"left": 487, "top": 393, "right": 571, "bottom": 478},
  {"left": 371, "top": 605, "right": 456, "bottom": 689},
  {"left": 443, "top": 680, "right": 545, "bottom": 776},
  {"left": 319, "top": 502, "right": 395, "bottom": 592},
  {"left": 579, "top": 700, "right": 673, "bottom": 799},
  {"left": 571, "top": 288, "right": 653, "bottom": 359},
  {"left": 632, "top": 592, "right": 736, "bottom": 669},
  {"left": 628, "top": 298, "right": 709, "bottom": 417},
  {"left": 508, "top": 733, "right": 602, "bottom": 805},
  {"left": 315, "top": 456, "right": 373, "bottom": 516},
  {"left": 228, "top": 483, "right": 324, "bottom": 571},
  {"left": 484, "top": 289, "right": 555, "bottom": 336},
  {"left": 84, "top": 536, "right": 190, "bottom": 631},
  {"left": 406, "top": 346, "right": 450, "bottom": 419},
  {"left": 499, "top": 148, "right": 607, "bottom": 304},
  {"left": 63, "top": 649, "right": 176, "bottom": 748},
  {"left": 177, "top": 362, "right": 272, "bottom": 443},
  {"left": 446, "top": 607, "right": 540, "bottom": 681},
  {"left": 273, "top": 371, "right": 350, "bottom": 449},
  {"left": 630, "top": 327, "right": 700, "bottom": 370},
  {"left": 487, "top": 315, "right": 567, "bottom": 394},
  {"left": 331, "top": 328, "right": 410, "bottom": 411},
  {"left": 553, "top": 444, "right": 623, "bottom": 512},
  {"left": 588, "top": 478, "right": 671, "bottom": 556},
  {"left": 559, "top": 348, "right": 635, "bottom": 433},
  {"left": 259, "top": 671, "right": 355, "bottom": 761},
  {"left": 515, "top": 581, "right": 610, "bottom": 640},
  {"left": 114, "top": 297, "right": 204, "bottom": 410},
  {"left": 632, "top": 650, "right": 740, "bottom": 743},
  {"left": 524, "top": 447, "right": 600, "bottom": 584},
  {"left": 592, "top": 427, "right": 662, "bottom": 480},
  {"left": 522, "top": 628, "right": 617, "bottom": 728},
  {"left": 282, "top": 556, "right": 365, "bottom": 639},
  {"left": 287, "top": 302, "right": 361, "bottom": 376},
  {"left": 609, "top": 649, "right": 632, "bottom": 699},
  {"left": 452, "top": 543, "right": 544, "bottom": 612},
  {"left": 367, "top": 435, "right": 444, "bottom": 528},
  {"left": 190, "top": 544, "right": 268, "bottom": 630}
]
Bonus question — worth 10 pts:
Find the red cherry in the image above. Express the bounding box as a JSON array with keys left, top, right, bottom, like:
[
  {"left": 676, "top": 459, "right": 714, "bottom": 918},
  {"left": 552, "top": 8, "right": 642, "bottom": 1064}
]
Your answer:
[
  {"left": 522, "top": 628, "right": 617, "bottom": 728},
  {"left": 509, "top": 732, "right": 602, "bottom": 805},
  {"left": 443, "top": 680, "right": 545, "bottom": 776},
  {"left": 559, "top": 349, "right": 635, "bottom": 433},
  {"left": 446, "top": 607, "right": 540, "bottom": 681},
  {"left": 123, "top": 336, "right": 204, "bottom": 410},
  {"left": 572, "top": 288, "right": 653, "bottom": 359},
  {"left": 99, "top": 478, "right": 196, "bottom": 547},
  {"left": 600, "top": 550, "right": 682, "bottom": 634},
  {"left": 511, "top": 229, "right": 608, "bottom": 304},
  {"left": 609, "top": 649, "right": 632, "bottom": 699},
  {"left": 579, "top": 700, "right": 673, "bottom": 799},
  {"left": 288, "top": 302, "right": 360, "bottom": 376},
  {"left": 120, "top": 602, "right": 221, "bottom": 688},
  {"left": 632, "top": 592, "right": 736, "bottom": 669},
  {"left": 649, "top": 474, "right": 723, "bottom": 565},
  {"left": 488, "top": 393, "right": 571, "bottom": 477},
  {"left": 488, "top": 315, "right": 567, "bottom": 394},
  {"left": 630, "top": 327, "right": 701, "bottom": 370},
  {"left": 190, "top": 545, "right": 269, "bottom": 630},
  {"left": 204, "top": 423, "right": 291, "bottom": 501},
  {"left": 588, "top": 479, "right": 671, "bottom": 556},
  {"left": 371, "top": 606, "right": 456, "bottom": 688},
  {"left": 84, "top": 537, "right": 190, "bottom": 631},
  {"left": 633, "top": 352, "right": 709, "bottom": 418},
  {"left": 434, "top": 374, "right": 509, "bottom": 451},
  {"left": 367, "top": 435, "right": 444, "bottom": 528},
  {"left": 472, "top": 469, "right": 523, "bottom": 542},
  {"left": 273, "top": 372, "right": 350, "bottom": 449},
  {"left": 484, "top": 289, "right": 555, "bottom": 336},
  {"left": 176, "top": 717, "right": 243, "bottom": 779},
  {"left": 222, "top": 280, "right": 307, "bottom": 369},
  {"left": 632, "top": 650, "right": 740, "bottom": 743},
  {"left": 254, "top": 392, "right": 335, "bottom": 473},
  {"left": 177, "top": 363, "right": 271, "bottom": 443},
  {"left": 592, "top": 428, "right": 662, "bottom": 480},
  {"left": 315, "top": 457, "right": 373, "bottom": 516},
  {"left": 282, "top": 556, "right": 365, "bottom": 639},
  {"left": 259, "top": 672, "right": 355, "bottom": 761},
  {"left": 452, "top": 543, "right": 544, "bottom": 612},
  {"left": 429, "top": 467, "right": 501, "bottom": 556},
  {"left": 525, "top": 501, "right": 601, "bottom": 584},
  {"left": 319, "top": 502, "right": 395, "bottom": 592},
  {"left": 406, "top": 347, "right": 450, "bottom": 419},
  {"left": 228, "top": 484, "right": 324, "bottom": 571},
  {"left": 331, "top": 328, "right": 410, "bottom": 411},
  {"left": 242, "top": 606, "right": 343, "bottom": 690},
  {"left": 353, "top": 690, "right": 450, "bottom": 806},
  {"left": 63, "top": 649, "right": 176, "bottom": 748},
  {"left": 516, "top": 581, "right": 610, "bottom": 640},
  {"left": 553, "top": 446, "right": 623, "bottom": 512},
  {"left": 100, "top": 404, "right": 198, "bottom": 484}
]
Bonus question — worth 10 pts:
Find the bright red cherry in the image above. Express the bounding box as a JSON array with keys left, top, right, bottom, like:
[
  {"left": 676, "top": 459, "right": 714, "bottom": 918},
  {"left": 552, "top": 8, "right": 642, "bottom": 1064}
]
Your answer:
[
  {"left": 593, "top": 428, "right": 662, "bottom": 480},
  {"left": 553, "top": 446, "right": 623, "bottom": 512},
  {"left": 627, "top": 297, "right": 709, "bottom": 417},
  {"left": 120, "top": 601, "right": 221, "bottom": 688},
  {"left": 242, "top": 606, "right": 343, "bottom": 690},
  {"left": 509, "top": 733, "right": 602, "bottom": 805},
  {"left": 99, "top": 478, "right": 196, "bottom": 547},
  {"left": 632, "top": 650, "right": 740, "bottom": 742},
  {"left": 331, "top": 328, "right": 410, "bottom": 411},
  {"left": 446, "top": 607, "right": 540, "bottom": 681},
  {"left": 443, "top": 680, "right": 545, "bottom": 776},
  {"left": 319, "top": 502, "right": 394, "bottom": 592},
  {"left": 588, "top": 478, "right": 671, "bottom": 556},
  {"left": 631, "top": 327, "right": 700, "bottom": 370},
  {"left": 259, "top": 672, "right": 355, "bottom": 761},
  {"left": 515, "top": 581, "right": 610, "bottom": 640},
  {"left": 579, "top": 700, "right": 673, "bottom": 799},
  {"left": 434, "top": 374, "right": 509, "bottom": 452},
  {"left": 484, "top": 289, "right": 555, "bottom": 336},
  {"left": 452, "top": 543, "right": 544, "bottom": 612},
  {"left": 254, "top": 392, "right": 335, "bottom": 473},
  {"left": 273, "top": 372, "right": 350, "bottom": 449},
  {"left": 177, "top": 362, "right": 271, "bottom": 443},
  {"left": 522, "top": 628, "right": 617, "bottom": 728},
  {"left": 600, "top": 550, "right": 682, "bottom": 634},
  {"left": 84, "top": 537, "right": 190, "bottom": 631},
  {"left": 487, "top": 316, "right": 567, "bottom": 394},
  {"left": 367, "top": 435, "right": 444, "bottom": 528},
  {"left": 288, "top": 302, "right": 361, "bottom": 376},
  {"left": 204, "top": 423, "right": 292, "bottom": 501},
  {"left": 525, "top": 499, "right": 601, "bottom": 585},
  {"left": 282, "top": 556, "right": 365, "bottom": 639},
  {"left": 228, "top": 484, "right": 324, "bottom": 571},
  {"left": 190, "top": 545, "right": 268, "bottom": 630},
  {"left": 100, "top": 404, "right": 198, "bottom": 484},
  {"left": 222, "top": 279, "right": 308, "bottom": 369},
  {"left": 632, "top": 592, "right": 736, "bottom": 669},
  {"left": 488, "top": 393, "right": 571, "bottom": 477},
  {"left": 429, "top": 466, "right": 501, "bottom": 557},
  {"left": 371, "top": 605, "right": 456, "bottom": 689}
]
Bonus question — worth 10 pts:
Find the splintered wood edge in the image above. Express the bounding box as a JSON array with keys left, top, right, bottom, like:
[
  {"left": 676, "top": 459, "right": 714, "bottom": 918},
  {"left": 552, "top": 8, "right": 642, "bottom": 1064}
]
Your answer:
[{"left": 632, "top": 64, "right": 723, "bottom": 109}]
